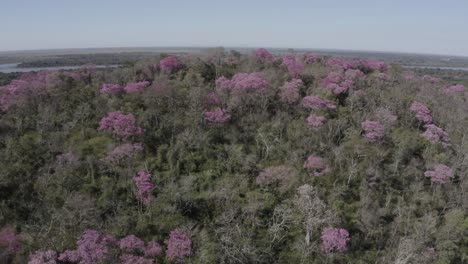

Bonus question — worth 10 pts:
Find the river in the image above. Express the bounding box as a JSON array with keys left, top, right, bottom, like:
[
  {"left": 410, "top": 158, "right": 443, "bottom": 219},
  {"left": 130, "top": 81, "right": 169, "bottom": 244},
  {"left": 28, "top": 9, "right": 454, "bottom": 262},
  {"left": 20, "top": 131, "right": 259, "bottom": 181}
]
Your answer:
[{"left": 0, "top": 63, "right": 120, "bottom": 73}]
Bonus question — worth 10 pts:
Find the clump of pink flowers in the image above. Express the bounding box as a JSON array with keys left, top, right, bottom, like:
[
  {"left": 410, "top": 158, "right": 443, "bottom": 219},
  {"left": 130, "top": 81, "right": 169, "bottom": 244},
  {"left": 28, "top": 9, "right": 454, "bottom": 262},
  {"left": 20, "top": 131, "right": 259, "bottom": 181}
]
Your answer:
[
  {"left": 279, "top": 78, "right": 302, "bottom": 104},
  {"left": 160, "top": 56, "right": 184, "bottom": 73},
  {"left": 29, "top": 250, "right": 58, "bottom": 264},
  {"left": 164, "top": 229, "right": 192, "bottom": 263},
  {"left": 0, "top": 226, "right": 23, "bottom": 260},
  {"left": 303, "top": 53, "right": 321, "bottom": 64},
  {"left": 306, "top": 114, "right": 327, "bottom": 129},
  {"left": 120, "top": 234, "right": 145, "bottom": 253},
  {"left": 204, "top": 108, "right": 231, "bottom": 124},
  {"left": 424, "top": 164, "right": 453, "bottom": 184},
  {"left": 120, "top": 254, "right": 154, "bottom": 264},
  {"left": 104, "top": 143, "right": 143, "bottom": 164},
  {"left": 443, "top": 84, "right": 465, "bottom": 95},
  {"left": 361, "top": 120, "right": 385, "bottom": 142},
  {"left": 124, "top": 81, "right": 151, "bottom": 93},
  {"left": 144, "top": 241, "right": 163, "bottom": 258},
  {"left": 133, "top": 170, "right": 155, "bottom": 206},
  {"left": 302, "top": 96, "right": 336, "bottom": 110},
  {"left": 421, "top": 124, "right": 450, "bottom": 147},
  {"left": 410, "top": 102, "right": 433, "bottom": 124},
  {"left": 321, "top": 228, "right": 350, "bottom": 253},
  {"left": 99, "top": 112, "right": 144, "bottom": 140},
  {"left": 216, "top": 72, "right": 268, "bottom": 93},
  {"left": 100, "top": 83, "right": 123, "bottom": 94},
  {"left": 321, "top": 71, "right": 353, "bottom": 95},
  {"left": 282, "top": 55, "right": 304, "bottom": 78},
  {"left": 253, "top": 48, "right": 274, "bottom": 62},
  {"left": 304, "top": 155, "right": 331, "bottom": 177}
]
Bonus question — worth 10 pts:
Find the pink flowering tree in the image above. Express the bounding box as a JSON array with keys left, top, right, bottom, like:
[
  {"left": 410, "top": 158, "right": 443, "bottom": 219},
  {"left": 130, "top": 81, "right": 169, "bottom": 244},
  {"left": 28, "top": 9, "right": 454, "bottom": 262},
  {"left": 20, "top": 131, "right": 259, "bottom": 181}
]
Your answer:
[
  {"left": 99, "top": 112, "right": 144, "bottom": 140},
  {"left": 133, "top": 170, "right": 155, "bottom": 206},
  {"left": 306, "top": 114, "right": 327, "bottom": 129},
  {"left": 160, "top": 56, "right": 184, "bottom": 73},
  {"left": 302, "top": 96, "right": 336, "bottom": 110},
  {"left": 304, "top": 155, "right": 331, "bottom": 177},
  {"left": 281, "top": 55, "right": 304, "bottom": 78},
  {"left": 361, "top": 120, "right": 385, "bottom": 142},
  {"left": 424, "top": 164, "right": 454, "bottom": 184},
  {"left": 29, "top": 250, "right": 58, "bottom": 264},
  {"left": 204, "top": 108, "right": 231, "bottom": 124},
  {"left": 410, "top": 102, "right": 433, "bottom": 124},
  {"left": 164, "top": 229, "right": 192, "bottom": 263},
  {"left": 320, "top": 228, "right": 350, "bottom": 253},
  {"left": 0, "top": 226, "right": 23, "bottom": 260},
  {"left": 279, "top": 78, "right": 302, "bottom": 104},
  {"left": 421, "top": 124, "right": 450, "bottom": 147},
  {"left": 321, "top": 71, "right": 353, "bottom": 95},
  {"left": 215, "top": 72, "right": 269, "bottom": 109},
  {"left": 100, "top": 83, "right": 124, "bottom": 95},
  {"left": 144, "top": 241, "right": 163, "bottom": 258},
  {"left": 124, "top": 81, "right": 151, "bottom": 93},
  {"left": 253, "top": 48, "right": 274, "bottom": 62},
  {"left": 119, "top": 234, "right": 145, "bottom": 253},
  {"left": 120, "top": 254, "right": 155, "bottom": 264},
  {"left": 303, "top": 53, "right": 321, "bottom": 64},
  {"left": 443, "top": 84, "right": 465, "bottom": 95}
]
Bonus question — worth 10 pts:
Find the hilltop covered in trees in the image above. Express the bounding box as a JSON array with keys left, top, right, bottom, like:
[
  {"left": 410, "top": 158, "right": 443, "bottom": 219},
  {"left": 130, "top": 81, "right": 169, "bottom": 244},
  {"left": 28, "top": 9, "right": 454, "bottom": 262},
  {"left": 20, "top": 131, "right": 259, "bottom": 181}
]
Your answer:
[{"left": 0, "top": 48, "right": 467, "bottom": 263}]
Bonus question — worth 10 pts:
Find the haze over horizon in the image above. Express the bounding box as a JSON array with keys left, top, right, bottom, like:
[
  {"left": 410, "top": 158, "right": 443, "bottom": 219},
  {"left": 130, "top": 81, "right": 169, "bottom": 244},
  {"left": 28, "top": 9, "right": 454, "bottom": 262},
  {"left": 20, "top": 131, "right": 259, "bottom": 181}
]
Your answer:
[{"left": 1, "top": 0, "right": 468, "bottom": 56}]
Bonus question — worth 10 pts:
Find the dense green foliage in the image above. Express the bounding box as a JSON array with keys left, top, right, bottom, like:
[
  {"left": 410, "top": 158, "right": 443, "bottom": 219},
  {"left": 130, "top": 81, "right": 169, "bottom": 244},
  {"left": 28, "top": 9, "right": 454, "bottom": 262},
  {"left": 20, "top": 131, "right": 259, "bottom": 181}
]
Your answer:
[{"left": 0, "top": 50, "right": 467, "bottom": 263}]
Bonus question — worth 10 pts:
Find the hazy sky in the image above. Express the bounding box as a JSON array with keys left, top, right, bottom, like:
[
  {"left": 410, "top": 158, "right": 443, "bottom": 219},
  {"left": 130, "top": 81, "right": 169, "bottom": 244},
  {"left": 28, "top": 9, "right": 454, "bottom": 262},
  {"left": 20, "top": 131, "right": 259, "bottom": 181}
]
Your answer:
[{"left": 1, "top": 0, "right": 467, "bottom": 56}]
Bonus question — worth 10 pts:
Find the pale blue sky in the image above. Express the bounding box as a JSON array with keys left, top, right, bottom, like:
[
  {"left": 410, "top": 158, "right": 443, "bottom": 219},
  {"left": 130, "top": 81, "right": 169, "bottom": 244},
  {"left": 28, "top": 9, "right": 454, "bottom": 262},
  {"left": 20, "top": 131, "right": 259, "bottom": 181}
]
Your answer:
[{"left": 1, "top": 0, "right": 467, "bottom": 56}]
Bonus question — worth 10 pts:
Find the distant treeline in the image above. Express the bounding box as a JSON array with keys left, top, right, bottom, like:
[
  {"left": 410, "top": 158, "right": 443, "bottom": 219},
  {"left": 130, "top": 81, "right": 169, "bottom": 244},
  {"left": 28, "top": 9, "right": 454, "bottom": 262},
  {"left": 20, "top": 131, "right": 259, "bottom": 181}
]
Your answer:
[{"left": 17, "top": 52, "right": 165, "bottom": 67}]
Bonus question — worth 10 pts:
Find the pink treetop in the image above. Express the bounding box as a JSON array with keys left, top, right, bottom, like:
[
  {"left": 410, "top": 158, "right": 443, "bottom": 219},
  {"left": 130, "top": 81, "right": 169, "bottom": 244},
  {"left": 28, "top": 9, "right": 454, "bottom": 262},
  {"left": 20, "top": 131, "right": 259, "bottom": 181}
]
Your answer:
[
  {"left": 215, "top": 73, "right": 268, "bottom": 93},
  {"left": 361, "top": 120, "right": 385, "bottom": 142},
  {"left": 281, "top": 55, "right": 305, "bottom": 78},
  {"left": 0, "top": 226, "right": 23, "bottom": 259},
  {"left": 164, "top": 229, "right": 192, "bottom": 263},
  {"left": 306, "top": 114, "right": 327, "bottom": 129},
  {"left": 279, "top": 78, "right": 302, "bottom": 104},
  {"left": 28, "top": 250, "right": 57, "bottom": 264},
  {"left": 119, "top": 234, "right": 145, "bottom": 252},
  {"left": 99, "top": 112, "right": 144, "bottom": 140},
  {"left": 302, "top": 96, "right": 336, "bottom": 110},
  {"left": 204, "top": 108, "right": 231, "bottom": 124},
  {"left": 364, "top": 59, "right": 387, "bottom": 72},
  {"left": 303, "top": 53, "right": 321, "bottom": 64},
  {"left": 120, "top": 254, "right": 155, "bottom": 264},
  {"left": 326, "top": 57, "right": 354, "bottom": 70},
  {"left": 58, "top": 250, "right": 80, "bottom": 263},
  {"left": 320, "top": 228, "right": 350, "bottom": 253},
  {"left": 443, "top": 84, "right": 465, "bottom": 95},
  {"left": 160, "top": 56, "right": 184, "bottom": 73},
  {"left": 253, "top": 48, "right": 274, "bottom": 62},
  {"left": 304, "top": 155, "right": 331, "bottom": 177},
  {"left": 424, "top": 164, "right": 453, "bottom": 184},
  {"left": 133, "top": 170, "right": 155, "bottom": 206},
  {"left": 124, "top": 81, "right": 151, "bottom": 93},
  {"left": 100, "top": 83, "right": 123, "bottom": 94},
  {"left": 410, "top": 102, "right": 433, "bottom": 124},
  {"left": 421, "top": 124, "right": 450, "bottom": 147},
  {"left": 345, "top": 69, "right": 365, "bottom": 81},
  {"left": 144, "top": 241, "right": 163, "bottom": 257},
  {"left": 74, "top": 229, "right": 117, "bottom": 264},
  {"left": 104, "top": 143, "right": 144, "bottom": 164}
]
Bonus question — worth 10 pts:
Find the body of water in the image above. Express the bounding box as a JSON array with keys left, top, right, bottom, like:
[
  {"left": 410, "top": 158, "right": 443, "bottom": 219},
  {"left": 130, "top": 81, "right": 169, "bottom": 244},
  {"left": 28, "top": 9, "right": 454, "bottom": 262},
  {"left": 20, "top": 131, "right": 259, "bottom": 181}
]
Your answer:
[{"left": 0, "top": 63, "right": 119, "bottom": 73}]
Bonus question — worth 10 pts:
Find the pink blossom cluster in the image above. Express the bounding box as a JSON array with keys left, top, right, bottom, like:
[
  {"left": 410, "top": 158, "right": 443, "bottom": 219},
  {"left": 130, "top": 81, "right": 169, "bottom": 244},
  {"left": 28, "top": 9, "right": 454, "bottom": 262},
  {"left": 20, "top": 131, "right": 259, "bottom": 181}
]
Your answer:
[
  {"left": 124, "top": 81, "right": 151, "bottom": 93},
  {"left": 281, "top": 55, "right": 305, "bottom": 78},
  {"left": 100, "top": 83, "right": 123, "bottom": 94},
  {"left": 216, "top": 72, "right": 268, "bottom": 93},
  {"left": 205, "top": 92, "right": 221, "bottom": 107},
  {"left": 224, "top": 55, "right": 240, "bottom": 66},
  {"left": 306, "top": 114, "right": 327, "bottom": 129},
  {"left": 253, "top": 48, "right": 274, "bottom": 62},
  {"left": 304, "top": 155, "right": 331, "bottom": 177},
  {"left": 160, "top": 56, "right": 184, "bottom": 73},
  {"left": 28, "top": 250, "right": 58, "bottom": 264},
  {"left": 279, "top": 78, "right": 303, "bottom": 104},
  {"left": 410, "top": 102, "right": 433, "bottom": 124},
  {"left": 326, "top": 57, "right": 387, "bottom": 73},
  {"left": 120, "top": 254, "right": 154, "bottom": 264},
  {"left": 0, "top": 226, "right": 23, "bottom": 259},
  {"left": 320, "top": 228, "right": 350, "bottom": 253},
  {"left": 0, "top": 72, "right": 51, "bottom": 111},
  {"left": 303, "top": 53, "right": 321, "bottom": 64},
  {"left": 204, "top": 108, "right": 231, "bottom": 124},
  {"left": 98, "top": 112, "right": 144, "bottom": 140},
  {"left": 321, "top": 71, "right": 353, "bottom": 95},
  {"left": 119, "top": 234, "right": 145, "bottom": 252},
  {"left": 363, "top": 59, "right": 387, "bottom": 72},
  {"left": 424, "top": 164, "right": 453, "bottom": 184},
  {"left": 164, "top": 229, "right": 192, "bottom": 263},
  {"left": 421, "top": 124, "right": 450, "bottom": 147},
  {"left": 256, "top": 165, "right": 295, "bottom": 186},
  {"left": 443, "top": 84, "right": 465, "bottom": 95},
  {"left": 302, "top": 96, "right": 336, "bottom": 110},
  {"left": 361, "top": 120, "right": 385, "bottom": 142},
  {"left": 326, "top": 57, "right": 354, "bottom": 70},
  {"left": 133, "top": 170, "right": 155, "bottom": 206},
  {"left": 104, "top": 143, "right": 143, "bottom": 164}
]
